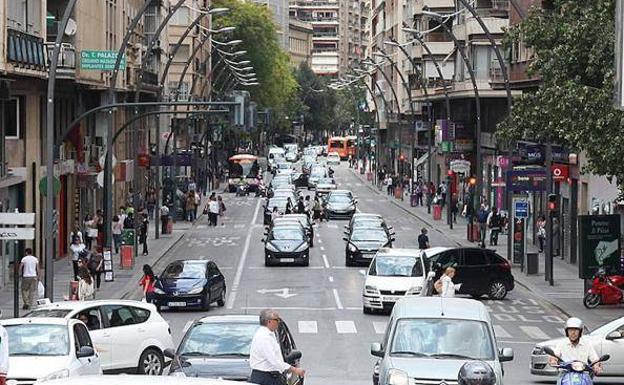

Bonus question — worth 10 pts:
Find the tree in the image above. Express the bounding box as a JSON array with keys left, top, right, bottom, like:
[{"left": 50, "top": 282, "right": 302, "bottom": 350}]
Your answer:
[{"left": 498, "top": 0, "right": 624, "bottom": 185}]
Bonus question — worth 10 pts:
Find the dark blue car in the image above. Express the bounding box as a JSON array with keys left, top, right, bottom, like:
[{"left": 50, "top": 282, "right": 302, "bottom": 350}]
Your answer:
[{"left": 154, "top": 260, "right": 226, "bottom": 311}]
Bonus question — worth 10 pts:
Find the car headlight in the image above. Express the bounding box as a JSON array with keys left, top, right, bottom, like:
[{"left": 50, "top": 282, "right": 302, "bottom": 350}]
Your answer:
[
  {"left": 187, "top": 286, "right": 204, "bottom": 295},
  {"left": 154, "top": 287, "right": 165, "bottom": 294},
  {"left": 265, "top": 243, "right": 279, "bottom": 252},
  {"left": 406, "top": 286, "right": 422, "bottom": 295},
  {"left": 36, "top": 369, "right": 70, "bottom": 383},
  {"left": 347, "top": 205, "right": 355, "bottom": 210},
  {"left": 294, "top": 243, "right": 309, "bottom": 252},
  {"left": 532, "top": 346, "right": 545, "bottom": 355},
  {"left": 387, "top": 368, "right": 410, "bottom": 385},
  {"left": 364, "top": 285, "right": 379, "bottom": 296},
  {"left": 348, "top": 243, "right": 358, "bottom": 253}
]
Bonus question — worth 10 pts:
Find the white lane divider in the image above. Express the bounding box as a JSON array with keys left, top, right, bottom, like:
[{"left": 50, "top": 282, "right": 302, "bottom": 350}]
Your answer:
[
  {"left": 298, "top": 321, "right": 318, "bottom": 334},
  {"left": 327, "top": 224, "right": 338, "bottom": 229},
  {"left": 322, "top": 254, "right": 330, "bottom": 268},
  {"left": 328, "top": 276, "right": 334, "bottom": 282},
  {"left": 335, "top": 320, "right": 357, "bottom": 334},
  {"left": 519, "top": 326, "right": 550, "bottom": 340},
  {"left": 493, "top": 325, "right": 512, "bottom": 339},
  {"left": 318, "top": 239, "right": 323, "bottom": 244},
  {"left": 373, "top": 322, "right": 387, "bottom": 334},
  {"left": 332, "top": 288, "right": 344, "bottom": 309},
  {"left": 320, "top": 246, "right": 325, "bottom": 251},
  {"left": 227, "top": 199, "right": 262, "bottom": 309}
]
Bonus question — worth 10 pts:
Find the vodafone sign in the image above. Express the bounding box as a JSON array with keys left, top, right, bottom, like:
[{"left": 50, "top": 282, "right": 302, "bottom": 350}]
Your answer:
[{"left": 551, "top": 164, "right": 569, "bottom": 181}]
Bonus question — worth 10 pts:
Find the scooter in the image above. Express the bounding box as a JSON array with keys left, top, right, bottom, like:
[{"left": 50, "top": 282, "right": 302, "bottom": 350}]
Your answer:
[
  {"left": 583, "top": 268, "right": 624, "bottom": 309},
  {"left": 542, "top": 346, "right": 609, "bottom": 385}
]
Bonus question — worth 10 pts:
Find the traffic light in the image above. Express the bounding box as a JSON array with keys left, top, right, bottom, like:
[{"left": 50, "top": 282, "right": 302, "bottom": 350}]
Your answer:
[
  {"left": 468, "top": 177, "right": 477, "bottom": 186},
  {"left": 548, "top": 193, "right": 559, "bottom": 217}
]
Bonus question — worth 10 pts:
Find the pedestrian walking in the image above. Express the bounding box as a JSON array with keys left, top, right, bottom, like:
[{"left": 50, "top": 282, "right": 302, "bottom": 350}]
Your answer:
[
  {"left": 77, "top": 267, "right": 95, "bottom": 301},
  {"left": 69, "top": 236, "right": 86, "bottom": 279},
  {"left": 537, "top": 215, "right": 546, "bottom": 253},
  {"left": 285, "top": 197, "right": 294, "bottom": 215},
  {"left": 88, "top": 253, "right": 104, "bottom": 291},
  {"left": 139, "top": 264, "right": 157, "bottom": 304},
  {"left": 209, "top": 197, "right": 220, "bottom": 226},
  {"left": 146, "top": 189, "right": 156, "bottom": 220},
  {"left": 160, "top": 205, "right": 170, "bottom": 234},
  {"left": 296, "top": 197, "right": 305, "bottom": 214},
  {"left": 477, "top": 204, "right": 490, "bottom": 248},
  {"left": 19, "top": 248, "right": 39, "bottom": 310},
  {"left": 249, "top": 309, "right": 306, "bottom": 385},
  {"left": 194, "top": 190, "right": 201, "bottom": 220},
  {"left": 312, "top": 197, "right": 322, "bottom": 222},
  {"left": 416, "top": 182, "right": 423, "bottom": 206},
  {"left": 84, "top": 214, "right": 97, "bottom": 251},
  {"left": 111, "top": 215, "right": 122, "bottom": 253},
  {"left": 439, "top": 182, "right": 447, "bottom": 208},
  {"left": 418, "top": 228, "right": 430, "bottom": 249},
  {"left": 186, "top": 191, "right": 196, "bottom": 222},
  {"left": 95, "top": 210, "right": 104, "bottom": 250},
  {"left": 304, "top": 196, "right": 312, "bottom": 218},
  {"left": 139, "top": 214, "right": 149, "bottom": 256},
  {"left": 487, "top": 207, "right": 501, "bottom": 246},
  {"left": 69, "top": 224, "right": 83, "bottom": 245},
  {"left": 436, "top": 266, "right": 461, "bottom": 298},
  {"left": 0, "top": 310, "right": 8, "bottom": 385}
]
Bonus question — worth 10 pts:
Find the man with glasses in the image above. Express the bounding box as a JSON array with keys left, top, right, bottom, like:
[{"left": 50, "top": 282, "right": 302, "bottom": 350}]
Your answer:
[{"left": 249, "top": 309, "right": 306, "bottom": 385}]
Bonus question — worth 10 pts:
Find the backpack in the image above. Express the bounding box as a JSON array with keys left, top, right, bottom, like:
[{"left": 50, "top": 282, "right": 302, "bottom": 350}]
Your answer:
[{"left": 434, "top": 278, "right": 444, "bottom": 294}]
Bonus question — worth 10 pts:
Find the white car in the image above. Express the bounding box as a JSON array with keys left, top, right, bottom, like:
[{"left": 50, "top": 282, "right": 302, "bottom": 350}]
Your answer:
[
  {"left": 285, "top": 151, "right": 298, "bottom": 162},
  {"left": 2, "top": 317, "right": 102, "bottom": 384},
  {"left": 327, "top": 152, "right": 341, "bottom": 165},
  {"left": 363, "top": 248, "right": 434, "bottom": 313},
  {"left": 42, "top": 375, "right": 251, "bottom": 385},
  {"left": 26, "top": 300, "right": 174, "bottom": 375},
  {"left": 531, "top": 316, "right": 624, "bottom": 376}
]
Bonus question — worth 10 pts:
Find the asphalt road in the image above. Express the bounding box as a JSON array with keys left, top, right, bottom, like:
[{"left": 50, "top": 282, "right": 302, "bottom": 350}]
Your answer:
[{"left": 130, "top": 162, "right": 622, "bottom": 385}]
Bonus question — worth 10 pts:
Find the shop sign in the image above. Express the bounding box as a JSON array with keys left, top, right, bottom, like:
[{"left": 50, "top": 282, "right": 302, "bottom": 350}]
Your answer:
[
  {"left": 551, "top": 163, "right": 569, "bottom": 181},
  {"left": 80, "top": 50, "right": 126, "bottom": 70},
  {"left": 441, "top": 141, "right": 454, "bottom": 153},
  {"left": 450, "top": 159, "right": 470, "bottom": 175},
  {"left": 579, "top": 215, "right": 621, "bottom": 279},
  {"left": 506, "top": 166, "right": 547, "bottom": 192},
  {"left": 455, "top": 139, "right": 473, "bottom": 151}
]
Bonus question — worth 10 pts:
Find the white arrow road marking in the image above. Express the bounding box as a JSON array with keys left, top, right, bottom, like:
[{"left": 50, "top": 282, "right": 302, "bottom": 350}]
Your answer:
[
  {"left": 373, "top": 322, "right": 387, "bottom": 334},
  {"left": 493, "top": 325, "right": 512, "bottom": 338},
  {"left": 335, "top": 320, "right": 357, "bottom": 334},
  {"left": 298, "top": 321, "right": 318, "bottom": 334},
  {"left": 332, "top": 289, "right": 344, "bottom": 309},
  {"left": 520, "top": 326, "right": 550, "bottom": 340},
  {"left": 256, "top": 288, "right": 298, "bottom": 299}
]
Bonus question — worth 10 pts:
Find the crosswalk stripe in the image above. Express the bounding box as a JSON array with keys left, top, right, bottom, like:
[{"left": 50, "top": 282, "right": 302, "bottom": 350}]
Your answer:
[
  {"left": 298, "top": 321, "right": 318, "bottom": 334},
  {"left": 493, "top": 325, "right": 512, "bottom": 338},
  {"left": 335, "top": 320, "right": 357, "bottom": 334},
  {"left": 373, "top": 321, "right": 387, "bottom": 334},
  {"left": 401, "top": 226, "right": 412, "bottom": 231},
  {"left": 520, "top": 326, "right": 550, "bottom": 340},
  {"left": 197, "top": 225, "right": 207, "bottom": 229},
  {"left": 327, "top": 224, "right": 338, "bottom": 229},
  {"left": 234, "top": 224, "right": 245, "bottom": 228}
]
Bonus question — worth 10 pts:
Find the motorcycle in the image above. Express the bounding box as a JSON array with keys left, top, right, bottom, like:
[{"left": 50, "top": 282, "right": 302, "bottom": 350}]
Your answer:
[
  {"left": 543, "top": 346, "right": 609, "bottom": 385},
  {"left": 583, "top": 268, "right": 624, "bottom": 309}
]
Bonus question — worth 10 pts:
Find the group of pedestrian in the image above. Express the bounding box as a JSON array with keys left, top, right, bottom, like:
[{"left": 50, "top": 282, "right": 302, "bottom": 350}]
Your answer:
[
  {"left": 474, "top": 203, "right": 506, "bottom": 248},
  {"left": 205, "top": 193, "right": 226, "bottom": 226},
  {"left": 185, "top": 190, "right": 201, "bottom": 222}
]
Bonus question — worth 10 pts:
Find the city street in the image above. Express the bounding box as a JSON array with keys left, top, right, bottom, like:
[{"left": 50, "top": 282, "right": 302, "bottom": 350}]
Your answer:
[{"left": 122, "top": 163, "right": 621, "bottom": 385}]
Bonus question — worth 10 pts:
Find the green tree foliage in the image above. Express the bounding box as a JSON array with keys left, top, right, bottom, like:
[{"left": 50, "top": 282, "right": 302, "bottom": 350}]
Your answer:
[
  {"left": 499, "top": 0, "right": 624, "bottom": 182},
  {"left": 212, "top": 0, "right": 297, "bottom": 110}
]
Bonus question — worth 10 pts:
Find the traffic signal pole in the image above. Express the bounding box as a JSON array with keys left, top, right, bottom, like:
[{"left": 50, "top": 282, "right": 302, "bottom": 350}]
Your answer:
[{"left": 545, "top": 143, "right": 554, "bottom": 286}]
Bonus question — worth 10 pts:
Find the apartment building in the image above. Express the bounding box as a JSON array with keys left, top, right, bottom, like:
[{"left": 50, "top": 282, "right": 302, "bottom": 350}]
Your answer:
[
  {"left": 288, "top": 19, "right": 313, "bottom": 66},
  {"left": 0, "top": 0, "right": 213, "bottom": 287},
  {"left": 289, "top": 0, "right": 368, "bottom": 76},
  {"left": 250, "top": 0, "right": 290, "bottom": 50}
]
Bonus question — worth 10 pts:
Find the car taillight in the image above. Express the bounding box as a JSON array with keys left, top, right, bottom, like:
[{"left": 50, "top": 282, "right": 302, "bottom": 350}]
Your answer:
[{"left": 499, "top": 261, "right": 511, "bottom": 271}]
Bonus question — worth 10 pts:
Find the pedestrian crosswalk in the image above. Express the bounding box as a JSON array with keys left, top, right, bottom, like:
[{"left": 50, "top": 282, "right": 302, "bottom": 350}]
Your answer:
[{"left": 287, "top": 319, "right": 557, "bottom": 342}]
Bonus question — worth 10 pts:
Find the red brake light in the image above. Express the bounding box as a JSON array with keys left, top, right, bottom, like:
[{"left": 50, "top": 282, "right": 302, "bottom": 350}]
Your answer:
[{"left": 499, "top": 261, "right": 511, "bottom": 271}]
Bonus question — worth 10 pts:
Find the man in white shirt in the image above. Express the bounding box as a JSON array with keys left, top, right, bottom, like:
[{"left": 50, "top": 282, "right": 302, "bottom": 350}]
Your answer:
[
  {"left": 20, "top": 248, "right": 39, "bottom": 310},
  {"left": 0, "top": 310, "right": 8, "bottom": 385},
  {"left": 249, "top": 309, "right": 305, "bottom": 385},
  {"left": 550, "top": 317, "right": 602, "bottom": 374},
  {"left": 208, "top": 198, "right": 220, "bottom": 226}
]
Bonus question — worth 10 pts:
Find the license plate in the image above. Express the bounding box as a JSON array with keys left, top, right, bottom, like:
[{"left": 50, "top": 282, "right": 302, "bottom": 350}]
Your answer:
[
  {"left": 168, "top": 302, "right": 186, "bottom": 307},
  {"left": 281, "top": 258, "right": 295, "bottom": 263},
  {"left": 384, "top": 296, "right": 401, "bottom": 302}
]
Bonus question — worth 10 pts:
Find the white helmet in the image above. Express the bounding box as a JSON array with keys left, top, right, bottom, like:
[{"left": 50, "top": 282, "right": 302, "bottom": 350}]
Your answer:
[{"left": 565, "top": 317, "right": 584, "bottom": 336}]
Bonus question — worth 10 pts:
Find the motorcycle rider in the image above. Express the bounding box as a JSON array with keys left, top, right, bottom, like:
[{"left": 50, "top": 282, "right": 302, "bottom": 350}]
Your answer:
[{"left": 549, "top": 317, "right": 602, "bottom": 375}]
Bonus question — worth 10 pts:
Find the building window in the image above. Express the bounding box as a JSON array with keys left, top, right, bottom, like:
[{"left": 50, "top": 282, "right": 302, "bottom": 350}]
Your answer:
[
  {"left": 170, "top": 44, "right": 189, "bottom": 62},
  {"left": 5, "top": 97, "right": 24, "bottom": 139},
  {"left": 170, "top": 7, "right": 189, "bottom": 25}
]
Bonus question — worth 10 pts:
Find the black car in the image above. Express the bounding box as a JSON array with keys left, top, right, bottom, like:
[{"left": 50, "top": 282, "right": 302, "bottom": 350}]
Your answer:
[
  {"left": 343, "top": 227, "right": 394, "bottom": 266},
  {"left": 345, "top": 213, "right": 393, "bottom": 236},
  {"left": 426, "top": 247, "right": 515, "bottom": 300},
  {"left": 166, "top": 315, "right": 303, "bottom": 383},
  {"left": 291, "top": 172, "right": 309, "bottom": 188},
  {"left": 154, "top": 260, "right": 226, "bottom": 311},
  {"left": 263, "top": 197, "right": 289, "bottom": 225},
  {"left": 273, "top": 214, "right": 314, "bottom": 247},
  {"left": 324, "top": 191, "right": 357, "bottom": 219},
  {"left": 263, "top": 225, "right": 310, "bottom": 266}
]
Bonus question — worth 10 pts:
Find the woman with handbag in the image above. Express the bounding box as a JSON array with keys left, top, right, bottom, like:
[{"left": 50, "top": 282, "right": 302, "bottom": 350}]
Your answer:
[
  {"left": 77, "top": 268, "right": 95, "bottom": 301},
  {"left": 139, "top": 264, "right": 157, "bottom": 304},
  {"left": 88, "top": 253, "right": 104, "bottom": 291}
]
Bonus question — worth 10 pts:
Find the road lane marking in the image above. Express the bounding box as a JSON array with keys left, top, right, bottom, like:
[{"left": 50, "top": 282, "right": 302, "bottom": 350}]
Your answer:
[
  {"left": 335, "top": 320, "right": 357, "bottom": 334},
  {"left": 234, "top": 224, "right": 245, "bottom": 229},
  {"left": 332, "top": 288, "right": 344, "bottom": 309},
  {"left": 401, "top": 226, "right": 412, "bottom": 231},
  {"left": 240, "top": 306, "right": 336, "bottom": 311},
  {"left": 247, "top": 266, "right": 324, "bottom": 270},
  {"left": 320, "top": 246, "right": 325, "bottom": 251},
  {"left": 373, "top": 322, "right": 387, "bottom": 334},
  {"left": 327, "top": 224, "right": 338, "bottom": 229},
  {"left": 318, "top": 239, "right": 323, "bottom": 244},
  {"left": 197, "top": 225, "right": 207, "bottom": 229},
  {"left": 298, "top": 321, "right": 318, "bottom": 334},
  {"left": 519, "top": 326, "right": 550, "bottom": 340},
  {"left": 227, "top": 198, "right": 262, "bottom": 309},
  {"left": 322, "top": 254, "right": 330, "bottom": 268},
  {"left": 493, "top": 325, "right": 512, "bottom": 338},
  {"left": 328, "top": 276, "right": 334, "bottom": 282}
]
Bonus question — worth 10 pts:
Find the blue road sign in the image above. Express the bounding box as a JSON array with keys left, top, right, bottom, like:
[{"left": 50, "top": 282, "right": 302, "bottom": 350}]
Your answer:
[{"left": 515, "top": 201, "right": 529, "bottom": 218}]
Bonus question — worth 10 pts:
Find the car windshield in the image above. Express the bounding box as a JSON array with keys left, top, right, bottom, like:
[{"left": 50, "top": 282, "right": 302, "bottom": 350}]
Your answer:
[
  {"left": 351, "top": 229, "right": 387, "bottom": 242},
  {"left": 272, "top": 228, "right": 304, "bottom": 240},
  {"left": 284, "top": 216, "right": 307, "bottom": 226},
  {"left": 179, "top": 322, "right": 259, "bottom": 357},
  {"left": 26, "top": 309, "right": 72, "bottom": 318},
  {"left": 328, "top": 195, "right": 352, "bottom": 204},
  {"left": 390, "top": 319, "right": 495, "bottom": 360},
  {"left": 317, "top": 178, "right": 334, "bottom": 185},
  {"left": 370, "top": 256, "right": 423, "bottom": 277},
  {"left": 6, "top": 324, "right": 70, "bottom": 356},
  {"left": 268, "top": 199, "right": 288, "bottom": 209},
  {"left": 162, "top": 261, "right": 206, "bottom": 279},
  {"left": 353, "top": 219, "right": 383, "bottom": 228}
]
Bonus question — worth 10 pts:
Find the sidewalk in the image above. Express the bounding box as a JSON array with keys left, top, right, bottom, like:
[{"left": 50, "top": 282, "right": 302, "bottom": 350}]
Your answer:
[
  {"left": 0, "top": 199, "right": 209, "bottom": 319},
  {"left": 351, "top": 169, "right": 620, "bottom": 328}
]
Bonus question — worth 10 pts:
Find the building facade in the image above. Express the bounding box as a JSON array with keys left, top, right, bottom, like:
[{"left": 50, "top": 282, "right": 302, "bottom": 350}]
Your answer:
[{"left": 288, "top": 19, "right": 313, "bottom": 66}]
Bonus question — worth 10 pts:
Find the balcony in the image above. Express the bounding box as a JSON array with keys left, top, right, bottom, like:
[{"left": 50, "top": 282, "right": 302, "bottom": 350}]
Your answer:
[
  {"left": 45, "top": 42, "right": 76, "bottom": 78},
  {"left": 7, "top": 28, "right": 47, "bottom": 71},
  {"left": 422, "top": 0, "right": 454, "bottom": 9},
  {"left": 292, "top": 1, "right": 339, "bottom": 8}
]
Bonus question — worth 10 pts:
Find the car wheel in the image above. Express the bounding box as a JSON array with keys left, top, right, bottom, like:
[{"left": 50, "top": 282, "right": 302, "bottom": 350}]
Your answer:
[
  {"left": 583, "top": 293, "right": 601, "bottom": 309},
  {"left": 363, "top": 306, "right": 373, "bottom": 314},
  {"left": 138, "top": 348, "right": 164, "bottom": 375},
  {"left": 488, "top": 281, "right": 508, "bottom": 300},
  {"left": 217, "top": 288, "right": 226, "bottom": 307},
  {"left": 202, "top": 292, "right": 211, "bottom": 311}
]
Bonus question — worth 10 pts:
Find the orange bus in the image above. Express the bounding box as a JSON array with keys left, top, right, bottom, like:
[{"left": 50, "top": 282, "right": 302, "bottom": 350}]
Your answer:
[
  {"left": 346, "top": 135, "right": 357, "bottom": 158},
  {"left": 327, "top": 136, "right": 348, "bottom": 159}
]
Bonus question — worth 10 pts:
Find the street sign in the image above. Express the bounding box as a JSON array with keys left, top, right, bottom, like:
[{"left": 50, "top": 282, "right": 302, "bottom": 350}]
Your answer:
[
  {"left": 39, "top": 176, "right": 61, "bottom": 197},
  {"left": 514, "top": 200, "right": 529, "bottom": 218},
  {"left": 0, "top": 213, "right": 35, "bottom": 225},
  {"left": 0, "top": 228, "right": 35, "bottom": 240},
  {"left": 80, "top": 50, "right": 126, "bottom": 71},
  {"left": 506, "top": 167, "right": 547, "bottom": 192}
]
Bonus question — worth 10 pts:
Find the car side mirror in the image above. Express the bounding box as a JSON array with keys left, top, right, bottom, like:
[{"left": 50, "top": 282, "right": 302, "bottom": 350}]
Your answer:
[
  {"left": 76, "top": 346, "right": 95, "bottom": 358},
  {"left": 391, "top": 238, "right": 396, "bottom": 242},
  {"left": 499, "top": 347, "right": 514, "bottom": 362},
  {"left": 285, "top": 350, "right": 302, "bottom": 364},
  {"left": 342, "top": 237, "right": 348, "bottom": 242},
  {"left": 607, "top": 331, "right": 623, "bottom": 340},
  {"left": 388, "top": 226, "right": 394, "bottom": 230},
  {"left": 370, "top": 342, "right": 384, "bottom": 358},
  {"left": 261, "top": 239, "right": 266, "bottom": 243},
  {"left": 164, "top": 348, "right": 176, "bottom": 359}
]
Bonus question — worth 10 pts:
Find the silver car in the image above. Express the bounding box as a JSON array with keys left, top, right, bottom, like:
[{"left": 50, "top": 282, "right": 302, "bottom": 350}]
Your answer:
[
  {"left": 371, "top": 297, "right": 513, "bottom": 385},
  {"left": 530, "top": 316, "right": 624, "bottom": 376}
]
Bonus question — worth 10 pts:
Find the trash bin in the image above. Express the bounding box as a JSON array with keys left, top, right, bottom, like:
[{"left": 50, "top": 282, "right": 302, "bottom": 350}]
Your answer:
[
  {"left": 526, "top": 252, "right": 539, "bottom": 275},
  {"left": 410, "top": 194, "right": 418, "bottom": 207},
  {"left": 433, "top": 204, "right": 442, "bottom": 220},
  {"left": 394, "top": 187, "right": 403, "bottom": 199}
]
